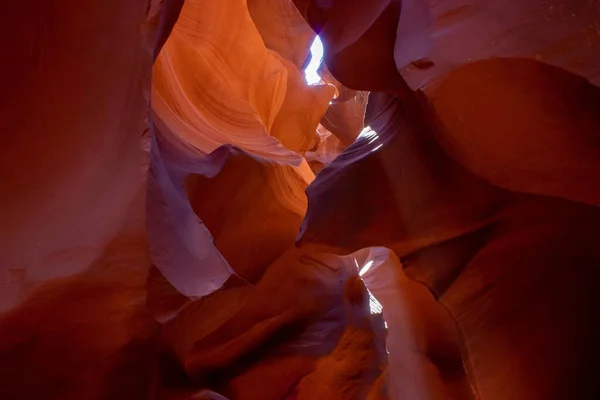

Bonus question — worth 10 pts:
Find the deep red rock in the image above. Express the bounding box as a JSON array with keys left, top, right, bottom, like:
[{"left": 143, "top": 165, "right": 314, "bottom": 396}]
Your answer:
[
  {"left": 3, "top": 0, "right": 600, "bottom": 398},
  {"left": 299, "top": 82, "right": 600, "bottom": 398}
]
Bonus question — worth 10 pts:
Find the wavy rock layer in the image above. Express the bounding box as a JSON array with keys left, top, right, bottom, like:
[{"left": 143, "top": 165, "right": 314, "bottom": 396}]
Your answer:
[
  {"left": 299, "top": 84, "right": 600, "bottom": 398},
  {"left": 148, "top": 1, "right": 383, "bottom": 398},
  {"left": 357, "top": 247, "right": 473, "bottom": 400},
  {"left": 0, "top": 0, "right": 179, "bottom": 398},
  {"left": 247, "top": 0, "right": 315, "bottom": 68},
  {"left": 2, "top": 0, "right": 600, "bottom": 399},
  {"left": 148, "top": 0, "right": 333, "bottom": 299},
  {"left": 158, "top": 245, "right": 386, "bottom": 399},
  {"left": 185, "top": 147, "right": 309, "bottom": 283},
  {"left": 152, "top": 0, "right": 334, "bottom": 162}
]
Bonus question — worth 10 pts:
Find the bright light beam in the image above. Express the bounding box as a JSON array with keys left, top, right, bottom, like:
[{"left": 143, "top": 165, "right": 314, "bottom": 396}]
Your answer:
[
  {"left": 357, "top": 126, "right": 384, "bottom": 152},
  {"left": 359, "top": 260, "right": 374, "bottom": 276},
  {"left": 304, "top": 36, "right": 324, "bottom": 85},
  {"left": 355, "top": 258, "right": 384, "bottom": 316}
]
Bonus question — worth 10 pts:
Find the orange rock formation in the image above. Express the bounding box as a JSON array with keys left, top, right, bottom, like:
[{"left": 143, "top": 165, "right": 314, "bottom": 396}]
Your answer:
[{"left": 1, "top": 0, "right": 600, "bottom": 399}]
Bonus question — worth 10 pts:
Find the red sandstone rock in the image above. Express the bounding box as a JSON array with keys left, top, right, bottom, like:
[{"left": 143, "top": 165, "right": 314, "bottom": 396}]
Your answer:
[
  {"left": 271, "top": 56, "right": 336, "bottom": 153},
  {"left": 152, "top": 0, "right": 333, "bottom": 162},
  {"left": 321, "top": 90, "right": 369, "bottom": 145},
  {"left": 148, "top": 0, "right": 334, "bottom": 299},
  {"left": 185, "top": 146, "right": 310, "bottom": 283},
  {"left": 299, "top": 86, "right": 600, "bottom": 398},
  {"left": 292, "top": 0, "right": 410, "bottom": 92},
  {"left": 428, "top": 58, "right": 600, "bottom": 206},
  {"left": 317, "top": 61, "right": 357, "bottom": 102},
  {"left": 147, "top": 132, "right": 234, "bottom": 298},
  {"left": 248, "top": 0, "right": 315, "bottom": 68},
  {"left": 398, "top": 0, "right": 600, "bottom": 89},
  {"left": 0, "top": 1, "right": 180, "bottom": 398},
  {"left": 3, "top": 0, "right": 600, "bottom": 398},
  {"left": 358, "top": 247, "right": 473, "bottom": 399},
  {"left": 159, "top": 245, "right": 384, "bottom": 398}
]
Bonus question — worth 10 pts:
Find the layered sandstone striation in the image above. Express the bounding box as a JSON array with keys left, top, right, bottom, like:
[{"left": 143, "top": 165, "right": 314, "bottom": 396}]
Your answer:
[{"left": 2, "top": 0, "right": 600, "bottom": 399}]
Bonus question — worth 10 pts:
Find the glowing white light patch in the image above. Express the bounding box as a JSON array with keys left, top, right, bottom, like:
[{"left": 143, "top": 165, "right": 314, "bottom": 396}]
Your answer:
[
  {"left": 372, "top": 143, "right": 383, "bottom": 152},
  {"left": 304, "top": 36, "right": 324, "bottom": 85},
  {"left": 358, "top": 126, "right": 377, "bottom": 141},
  {"left": 368, "top": 289, "right": 383, "bottom": 314},
  {"left": 359, "top": 260, "right": 374, "bottom": 276},
  {"left": 355, "top": 259, "right": 384, "bottom": 315},
  {"left": 357, "top": 126, "right": 383, "bottom": 152},
  {"left": 354, "top": 257, "right": 386, "bottom": 318}
]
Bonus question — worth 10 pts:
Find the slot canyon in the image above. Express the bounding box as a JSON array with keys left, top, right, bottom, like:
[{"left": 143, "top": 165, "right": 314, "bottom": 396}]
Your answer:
[{"left": 2, "top": 0, "right": 600, "bottom": 398}]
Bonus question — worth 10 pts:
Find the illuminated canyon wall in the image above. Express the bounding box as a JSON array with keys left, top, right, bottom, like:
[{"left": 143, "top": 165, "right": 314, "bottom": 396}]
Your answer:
[{"left": 1, "top": 0, "right": 600, "bottom": 399}]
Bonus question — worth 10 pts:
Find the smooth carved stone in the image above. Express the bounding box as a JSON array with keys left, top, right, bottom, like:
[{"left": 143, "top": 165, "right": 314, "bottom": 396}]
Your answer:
[
  {"left": 159, "top": 246, "right": 385, "bottom": 398},
  {"left": 185, "top": 146, "right": 310, "bottom": 283},
  {"left": 296, "top": 323, "right": 385, "bottom": 399},
  {"left": 148, "top": 106, "right": 317, "bottom": 296},
  {"left": 146, "top": 265, "right": 192, "bottom": 324},
  {"left": 222, "top": 353, "right": 317, "bottom": 400},
  {"left": 298, "top": 86, "right": 600, "bottom": 398},
  {"left": 357, "top": 247, "right": 473, "bottom": 399},
  {"left": 397, "top": 0, "right": 600, "bottom": 89},
  {"left": 428, "top": 58, "right": 600, "bottom": 207},
  {"left": 304, "top": 125, "right": 346, "bottom": 174},
  {"left": 436, "top": 197, "right": 600, "bottom": 399},
  {"left": 160, "top": 282, "right": 253, "bottom": 379},
  {"left": 299, "top": 91, "right": 508, "bottom": 255},
  {"left": 317, "top": 61, "right": 358, "bottom": 103},
  {"left": 295, "top": 287, "right": 388, "bottom": 400},
  {"left": 393, "top": 0, "right": 432, "bottom": 75},
  {"left": 0, "top": 1, "right": 178, "bottom": 398},
  {"left": 149, "top": 0, "right": 333, "bottom": 301},
  {"left": 149, "top": 0, "right": 186, "bottom": 59},
  {"left": 147, "top": 133, "right": 234, "bottom": 299},
  {"left": 6, "top": 0, "right": 600, "bottom": 398},
  {"left": 247, "top": 0, "right": 316, "bottom": 67},
  {"left": 321, "top": 91, "right": 368, "bottom": 145},
  {"left": 182, "top": 247, "right": 355, "bottom": 378},
  {"left": 153, "top": 0, "right": 333, "bottom": 163},
  {"left": 0, "top": 221, "right": 159, "bottom": 400},
  {"left": 271, "top": 55, "right": 336, "bottom": 153},
  {"left": 0, "top": 0, "right": 159, "bottom": 312},
  {"left": 292, "top": 0, "right": 410, "bottom": 92},
  {"left": 293, "top": 0, "right": 600, "bottom": 93}
]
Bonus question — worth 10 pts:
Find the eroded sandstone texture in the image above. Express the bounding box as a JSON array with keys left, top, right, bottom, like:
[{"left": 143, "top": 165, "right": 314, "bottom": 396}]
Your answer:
[{"left": 1, "top": 0, "right": 600, "bottom": 399}]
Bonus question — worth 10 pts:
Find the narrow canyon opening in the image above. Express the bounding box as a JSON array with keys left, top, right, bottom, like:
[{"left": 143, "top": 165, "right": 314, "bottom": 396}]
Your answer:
[
  {"left": 304, "top": 33, "right": 389, "bottom": 338},
  {"left": 304, "top": 35, "right": 324, "bottom": 85}
]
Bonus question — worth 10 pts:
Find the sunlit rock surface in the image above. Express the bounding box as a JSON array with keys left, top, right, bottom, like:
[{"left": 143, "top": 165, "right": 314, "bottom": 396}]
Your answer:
[
  {"left": 149, "top": 0, "right": 332, "bottom": 298},
  {"left": 2, "top": 0, "right": 600, "bottom": 399},
  {"left": 247, "top": 0, "right": 315, "bottom": 68},
  {"left": 304, "top": 125, "right": 346, "bottom": 174},
  {"left": 152, "top": 0, "right": 333, "bottom": 162},
  {"left": 150, "top": 0, "right": 380, "bottom": 398}
]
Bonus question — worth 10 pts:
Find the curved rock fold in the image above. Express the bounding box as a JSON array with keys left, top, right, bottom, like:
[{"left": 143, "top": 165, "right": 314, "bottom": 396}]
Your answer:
[{"left": 2, "top": 0, "right": 600, "bottom": 399}]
